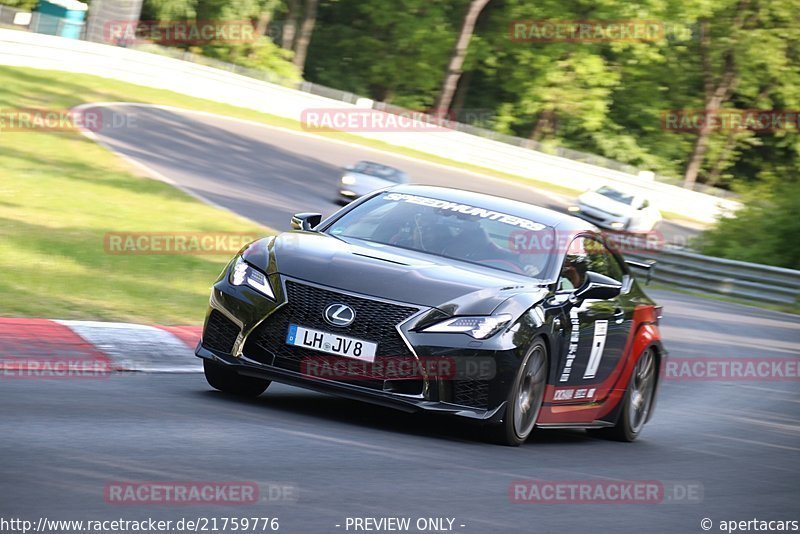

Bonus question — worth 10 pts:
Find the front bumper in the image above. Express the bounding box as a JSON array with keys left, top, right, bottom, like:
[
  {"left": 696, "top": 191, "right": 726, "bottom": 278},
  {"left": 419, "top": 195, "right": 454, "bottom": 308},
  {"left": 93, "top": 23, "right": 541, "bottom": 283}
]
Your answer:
[
  {"left": 569, "top": 205, "right": 629, "bottom": 230},
  {"left": 195, "top": 274, "right": 525, "bottom": 422},
  {"left": 196, "top": 344, "right": 506, "bottom": 421}
]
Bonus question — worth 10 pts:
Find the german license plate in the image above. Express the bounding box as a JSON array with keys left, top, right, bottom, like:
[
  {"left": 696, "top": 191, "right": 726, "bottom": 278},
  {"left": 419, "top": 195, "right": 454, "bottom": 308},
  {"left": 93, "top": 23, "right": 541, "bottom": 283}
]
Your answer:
[{"left": 286, "top": 324, "right": 377, "bottom": 362}]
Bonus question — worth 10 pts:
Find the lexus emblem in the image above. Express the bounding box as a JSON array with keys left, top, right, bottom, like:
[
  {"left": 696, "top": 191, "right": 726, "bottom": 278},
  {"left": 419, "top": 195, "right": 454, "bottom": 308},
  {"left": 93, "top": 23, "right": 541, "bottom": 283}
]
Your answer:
[{"left": 323, "top": 303, "right": 356, "bottom": 327}]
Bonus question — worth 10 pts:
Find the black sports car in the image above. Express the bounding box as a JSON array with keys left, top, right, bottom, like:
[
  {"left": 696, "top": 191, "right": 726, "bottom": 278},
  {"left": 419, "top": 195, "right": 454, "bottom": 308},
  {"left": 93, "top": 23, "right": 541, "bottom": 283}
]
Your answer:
[{"left": 196, "top": 185, "right": 665, "bottom": 445}]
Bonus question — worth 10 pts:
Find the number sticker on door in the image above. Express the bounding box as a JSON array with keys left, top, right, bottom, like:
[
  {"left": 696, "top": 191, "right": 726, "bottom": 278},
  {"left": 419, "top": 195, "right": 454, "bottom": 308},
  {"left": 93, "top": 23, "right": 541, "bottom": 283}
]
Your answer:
[{"left": 583, "top": 320, "right": 608, "bottom": 379}]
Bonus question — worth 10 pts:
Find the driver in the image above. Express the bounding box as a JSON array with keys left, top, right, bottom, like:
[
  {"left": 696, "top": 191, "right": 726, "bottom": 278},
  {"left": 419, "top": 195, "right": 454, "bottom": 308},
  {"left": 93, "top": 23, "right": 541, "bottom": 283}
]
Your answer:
[
  {"left": 559, "top": 254, "right": 588, "bottom": 290},
  {"left": 388, "top": 209, "right": 450, "bottom": 254}
]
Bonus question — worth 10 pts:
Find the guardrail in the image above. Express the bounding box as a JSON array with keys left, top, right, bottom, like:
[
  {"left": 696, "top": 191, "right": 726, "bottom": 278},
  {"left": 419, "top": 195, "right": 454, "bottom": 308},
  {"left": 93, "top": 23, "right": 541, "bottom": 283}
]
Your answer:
[{"left": 628, "top": 248, "right": 800, "bottom": 306}]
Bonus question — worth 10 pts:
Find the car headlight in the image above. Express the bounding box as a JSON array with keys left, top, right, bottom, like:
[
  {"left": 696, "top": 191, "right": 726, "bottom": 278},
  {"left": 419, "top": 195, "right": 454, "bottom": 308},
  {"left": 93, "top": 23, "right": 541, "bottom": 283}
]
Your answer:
[
  {"left": 610, "top": 221, "right": 626, "bottom": 230},
  {"left": 230, "top": 256, "right": 275, "bottom": 300},
  {"left": 567, "top": 206, "right": 581, "bottom": 213},
  {"left": 422, "top": 314, "right": 513, "bottom": 339},
  {"left": 341, "top": 175, "right": 356, "bottom": 185}
]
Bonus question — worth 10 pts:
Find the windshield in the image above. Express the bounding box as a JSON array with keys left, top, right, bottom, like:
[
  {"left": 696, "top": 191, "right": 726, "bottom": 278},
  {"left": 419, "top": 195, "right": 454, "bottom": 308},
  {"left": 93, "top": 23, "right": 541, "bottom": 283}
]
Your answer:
[
  {"left": 596, "top": 186, "right": 635, "bottom": 205},
  {"left": 325, "top": 192, "right": 556, "bottom": 278},
  {"left": 352, "top": 161, "right": 405, "bottom": 183}
]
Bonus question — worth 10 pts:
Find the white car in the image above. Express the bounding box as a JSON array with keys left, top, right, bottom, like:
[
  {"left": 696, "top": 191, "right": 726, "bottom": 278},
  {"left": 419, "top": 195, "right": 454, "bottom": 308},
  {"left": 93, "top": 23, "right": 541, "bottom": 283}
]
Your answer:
[
  {"left": 569, "top": 185, "right": 662, "bottom": 232},
  {"left": 338, "top": 161, "right": 409, "bottom": 203}
]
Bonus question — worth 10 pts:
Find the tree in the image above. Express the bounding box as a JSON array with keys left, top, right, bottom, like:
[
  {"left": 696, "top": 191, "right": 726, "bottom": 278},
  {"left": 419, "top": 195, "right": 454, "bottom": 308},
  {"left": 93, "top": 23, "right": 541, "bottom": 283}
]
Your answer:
[
  {"left": 434, "top": 0, "right": 490, "bottom": 114},
  {"left": 696, "top": 177, "right": 800, "bottom": 269},
  {"left": 281, "top": 0, "right": 299, "bottom": 49},
  {"left": 682, "top": 6, "right": 745, "bottom": 189},
  {"left": 303, "top": 0, "right": 456, "bottom": 108},
  {"left": 291, "top": 0, "right": 319, "bottom": 73}
]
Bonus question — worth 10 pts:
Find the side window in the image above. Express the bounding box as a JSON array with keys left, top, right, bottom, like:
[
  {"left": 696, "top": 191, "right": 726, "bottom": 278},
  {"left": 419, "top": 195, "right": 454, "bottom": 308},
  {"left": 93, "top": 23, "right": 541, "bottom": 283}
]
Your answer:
[
  {"left": 603, "top": 249, "right": 625, "bottom": 282},
  {"left": 559, "top": 237, "right": 624, "bottom": 291},
  {"left": 559, "top": 237, "right": 591, "bottom": 291},
  {"left": 585, "top": 238, "right": 624, "bottom": 282}
]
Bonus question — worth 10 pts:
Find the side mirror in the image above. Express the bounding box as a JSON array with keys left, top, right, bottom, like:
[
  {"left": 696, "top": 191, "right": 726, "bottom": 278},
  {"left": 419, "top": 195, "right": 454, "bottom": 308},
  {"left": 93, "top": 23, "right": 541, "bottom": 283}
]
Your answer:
[
  {"left": 291, "top": 212, "right": 322, "bottom": 231},
  {"left": 638, "top": 199, "right": 649, "bottom": 210},
  {"left": 570, "top": 271, "right": 622, "bottom": 304}
]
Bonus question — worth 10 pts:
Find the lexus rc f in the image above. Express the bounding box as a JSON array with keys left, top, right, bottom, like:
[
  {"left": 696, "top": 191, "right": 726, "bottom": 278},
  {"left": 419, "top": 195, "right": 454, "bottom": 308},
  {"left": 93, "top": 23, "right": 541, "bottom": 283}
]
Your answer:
[{"left": 196, "top": 185, "right": 665, "bottom": 446}]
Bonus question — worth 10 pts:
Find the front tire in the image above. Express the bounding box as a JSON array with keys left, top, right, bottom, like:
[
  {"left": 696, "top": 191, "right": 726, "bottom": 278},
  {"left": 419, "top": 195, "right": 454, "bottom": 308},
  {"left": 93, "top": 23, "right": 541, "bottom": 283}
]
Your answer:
[
  {"left": 487, "top": 339, "right": 548, "bottom": 446},
  {"left": 593, "top": 347, "right": 657, "bottom": 442},
  {"left": 203, "top": 359, "right": 271, "bottom": 397}
]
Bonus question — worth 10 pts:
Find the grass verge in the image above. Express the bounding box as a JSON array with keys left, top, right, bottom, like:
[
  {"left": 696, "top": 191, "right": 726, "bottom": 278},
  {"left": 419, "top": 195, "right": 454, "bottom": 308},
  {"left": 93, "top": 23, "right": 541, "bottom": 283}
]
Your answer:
[{"left": 0, "top": 66, "right": 271, "bottom": 324}]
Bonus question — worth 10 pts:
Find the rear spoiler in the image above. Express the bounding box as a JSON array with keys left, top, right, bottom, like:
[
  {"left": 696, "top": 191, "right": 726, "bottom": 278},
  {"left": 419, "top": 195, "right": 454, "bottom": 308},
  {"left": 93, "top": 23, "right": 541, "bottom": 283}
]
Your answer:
[{"left": 625, "top": 259, "right": 657, "bottom": 284}]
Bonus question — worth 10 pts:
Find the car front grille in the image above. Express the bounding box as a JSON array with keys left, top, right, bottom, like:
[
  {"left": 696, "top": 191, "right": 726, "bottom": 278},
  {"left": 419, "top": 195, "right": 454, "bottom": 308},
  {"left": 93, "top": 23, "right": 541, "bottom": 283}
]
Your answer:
[
  {"left": 453, "top": 379, "right": 490, "bottom": 409},
  {"left": 244, "top": 280, "right": 420, "bottom": 390},
  {"left": 203, "top": 309, "right": 240, "bottom": 355}
]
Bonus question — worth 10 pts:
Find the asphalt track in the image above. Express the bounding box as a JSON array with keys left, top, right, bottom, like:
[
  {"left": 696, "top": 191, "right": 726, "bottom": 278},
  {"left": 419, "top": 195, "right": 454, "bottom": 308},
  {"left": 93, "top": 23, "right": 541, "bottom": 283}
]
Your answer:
[
  {"left": 1, "top": 104, "right": 798, "bottom": 533},
  {"left": 79, "top": 104, "right": 697, "bottom": 242}
]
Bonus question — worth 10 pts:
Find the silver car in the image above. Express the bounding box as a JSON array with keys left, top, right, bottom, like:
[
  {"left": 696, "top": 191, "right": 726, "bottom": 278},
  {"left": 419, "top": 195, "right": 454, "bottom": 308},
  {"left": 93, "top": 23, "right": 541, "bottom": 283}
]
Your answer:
[
  {"left": 338, "top": 161, "right": 410, "bottom": 202},
  {"left": 569, "top": 185, "right": 662, "bottom": 233}
]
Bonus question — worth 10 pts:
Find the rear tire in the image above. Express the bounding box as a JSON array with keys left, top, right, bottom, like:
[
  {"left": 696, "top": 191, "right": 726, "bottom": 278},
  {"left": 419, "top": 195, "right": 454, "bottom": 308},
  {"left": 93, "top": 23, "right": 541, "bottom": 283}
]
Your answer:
[
  {"left": 591, "top": 347, "right": 657, "bottom": 442},
  {"left": 486, "top": 339, "right": 548, "bottom": 446},
  {"left": 203, "top": 359, "right": 270, "bottom": 397}
]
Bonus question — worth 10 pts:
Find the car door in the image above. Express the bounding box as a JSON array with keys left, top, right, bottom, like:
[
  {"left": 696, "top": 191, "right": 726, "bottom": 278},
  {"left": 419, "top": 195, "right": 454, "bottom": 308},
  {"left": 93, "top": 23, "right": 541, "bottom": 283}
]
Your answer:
[
  {"left": 555, "top": 236, "right": 633, "bottom": 395},
  {"left": 583, "top": 238, "right": 635, "bottom": 382}
]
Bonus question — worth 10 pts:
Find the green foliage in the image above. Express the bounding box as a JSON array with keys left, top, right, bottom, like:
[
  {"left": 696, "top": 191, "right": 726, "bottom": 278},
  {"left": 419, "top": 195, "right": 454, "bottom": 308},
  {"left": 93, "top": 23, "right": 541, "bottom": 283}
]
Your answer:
[
  {"left": 696, "top": 177, "right": 800, "bottom": 269},
  {"left": 140, "top": 0, "right": 298, "bottom": 81},
  {"left": 304, "top": 0, "right": 467, "bottom": 108},
  {"left": 198, "top": 37, "right": 301, "bottom": 82},
  {"left": 4, "top": 0, "right": 37, "bottom": 10}
]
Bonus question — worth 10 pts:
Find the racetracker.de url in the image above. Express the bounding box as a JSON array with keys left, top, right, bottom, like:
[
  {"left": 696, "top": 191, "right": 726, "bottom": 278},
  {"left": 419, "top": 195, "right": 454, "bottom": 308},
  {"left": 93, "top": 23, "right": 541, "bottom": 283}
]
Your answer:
[{"left": 0, "top": 517, "right": 280, "bottom": 533}]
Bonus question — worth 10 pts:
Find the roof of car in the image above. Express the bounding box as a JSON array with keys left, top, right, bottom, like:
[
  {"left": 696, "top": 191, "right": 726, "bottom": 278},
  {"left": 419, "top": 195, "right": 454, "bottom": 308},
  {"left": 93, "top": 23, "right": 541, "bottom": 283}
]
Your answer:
[{"left": 387, "top": 184, "right": 596, "bottom": 232}]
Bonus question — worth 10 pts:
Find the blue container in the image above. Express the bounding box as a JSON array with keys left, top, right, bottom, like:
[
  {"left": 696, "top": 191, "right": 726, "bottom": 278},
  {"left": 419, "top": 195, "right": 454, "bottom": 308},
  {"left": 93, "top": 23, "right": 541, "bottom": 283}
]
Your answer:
[{"left": 35, "top": 0, "right": 87, "bottom": 39}]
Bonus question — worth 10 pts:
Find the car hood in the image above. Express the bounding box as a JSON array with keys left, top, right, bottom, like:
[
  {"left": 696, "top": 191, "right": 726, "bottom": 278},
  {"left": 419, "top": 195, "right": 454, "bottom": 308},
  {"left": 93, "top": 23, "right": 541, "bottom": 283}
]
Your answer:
[
  {"left": 579, "top": 191, "right": 634, "bottom": 217},
  {"left": 243, "top": 232, "right": 549, "bottom": 315}
]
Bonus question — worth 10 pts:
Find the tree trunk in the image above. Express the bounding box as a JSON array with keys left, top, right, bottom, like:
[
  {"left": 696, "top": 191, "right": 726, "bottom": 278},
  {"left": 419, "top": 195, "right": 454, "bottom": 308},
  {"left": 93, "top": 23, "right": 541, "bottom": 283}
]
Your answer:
[
  {"left": 450, "top": 69, "right": 473, "bottom": 120},
  {"left": 682, "top": 3, "right": 748, "bottom": 189},
  {"left": 292, "top": 0, "right": 319, "bottom": 73},
  {"left": 256, "top": 11, "right": 272, "bottom": 38},
  {"left": 433, "top": 0, "right": 490, "bottom": 114},
  {"left": 682, "top": 63, "right": 737, "bottom": 189},
  {"left": 281, "top": 0, "right": 300, "bottom": 50},
  {"left": 705, "top": 132, "right": 738, "bottom": 187},
  {"left": 529, "top": 109, "right": 555, "bottom": 141}
]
